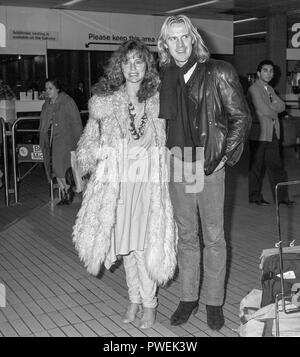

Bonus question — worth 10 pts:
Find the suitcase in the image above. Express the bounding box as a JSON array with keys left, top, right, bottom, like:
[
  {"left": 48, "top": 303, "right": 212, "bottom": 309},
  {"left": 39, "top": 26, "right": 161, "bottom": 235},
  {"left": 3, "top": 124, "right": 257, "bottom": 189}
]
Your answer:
[{"left": 261, "top": 251, "right": 300, "bottom": 307}]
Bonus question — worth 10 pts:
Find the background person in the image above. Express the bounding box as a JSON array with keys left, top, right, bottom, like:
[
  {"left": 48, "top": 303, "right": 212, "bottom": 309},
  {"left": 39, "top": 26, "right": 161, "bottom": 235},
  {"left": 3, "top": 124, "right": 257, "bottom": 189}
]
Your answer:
[
  {"left": 72, "top": 40, "right": 177, "bottom": 329},
  {"left": 39, "top": 78, "right": 83, "bottom": 205},
  {"left": 0, "top": 78, "right": 16, "bottom": 100},
  {"left": 157, "top": 14, "right": 251, "bottom": 331},
  {"left": 0, "top": 78, "right": 16, "bottom": 181},
  {"left": 247, "top": 60, "right": 295, "bottom": 206},
  {"left": 73, "top": 81, "right": 88, "bottom": 111}
]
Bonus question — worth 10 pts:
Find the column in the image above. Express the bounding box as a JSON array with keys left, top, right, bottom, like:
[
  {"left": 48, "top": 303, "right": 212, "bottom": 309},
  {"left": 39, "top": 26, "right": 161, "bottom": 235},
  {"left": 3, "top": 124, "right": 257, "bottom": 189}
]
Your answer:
[{"left": 266, "top": 12, "right": 287, "bottom": 94}]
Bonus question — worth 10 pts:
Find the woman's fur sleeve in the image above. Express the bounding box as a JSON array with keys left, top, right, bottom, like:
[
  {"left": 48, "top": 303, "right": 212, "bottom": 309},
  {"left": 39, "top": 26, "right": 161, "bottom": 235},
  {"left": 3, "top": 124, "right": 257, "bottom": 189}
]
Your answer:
[{"left": 76, "top": 95, "right": 112, "bottom": 175}]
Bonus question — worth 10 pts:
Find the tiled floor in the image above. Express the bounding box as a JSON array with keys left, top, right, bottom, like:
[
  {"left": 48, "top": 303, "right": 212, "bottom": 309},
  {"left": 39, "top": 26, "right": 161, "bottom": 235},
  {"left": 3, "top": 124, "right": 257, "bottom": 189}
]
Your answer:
[
  {"left": 0, "top": 145, "right": 299, "bottom": 337},
  {"left": 0, "top": 162, "right": 49, "bottom": 230}
]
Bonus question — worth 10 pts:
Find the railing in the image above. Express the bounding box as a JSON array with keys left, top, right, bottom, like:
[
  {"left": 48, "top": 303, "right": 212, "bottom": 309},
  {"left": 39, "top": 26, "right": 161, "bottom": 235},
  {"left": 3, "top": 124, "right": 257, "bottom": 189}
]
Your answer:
[
  {"left": 10, "top": 116, "right": 56, "bottom": 205},
  {"left": 0, "top": 117, "right": 11, "bottom": 205},
  {"left": 2, "top": 109, "right": 87, "bottom": 205}
]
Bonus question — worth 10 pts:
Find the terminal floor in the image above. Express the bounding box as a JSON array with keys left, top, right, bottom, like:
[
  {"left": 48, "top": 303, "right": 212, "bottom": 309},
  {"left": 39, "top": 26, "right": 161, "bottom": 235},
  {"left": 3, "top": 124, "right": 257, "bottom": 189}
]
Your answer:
[{"left": 0, "top": 146, "right": 299, "bottom": 337}]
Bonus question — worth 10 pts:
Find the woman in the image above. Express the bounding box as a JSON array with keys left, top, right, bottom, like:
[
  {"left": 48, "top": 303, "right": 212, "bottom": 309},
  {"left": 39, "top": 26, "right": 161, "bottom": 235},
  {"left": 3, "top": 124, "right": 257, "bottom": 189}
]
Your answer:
[
  {"left": 39, "top": 78, "right": 83, "bottom": 205},
  {"left": 72, "top": 40, "right": 177, "bottom": 329}
]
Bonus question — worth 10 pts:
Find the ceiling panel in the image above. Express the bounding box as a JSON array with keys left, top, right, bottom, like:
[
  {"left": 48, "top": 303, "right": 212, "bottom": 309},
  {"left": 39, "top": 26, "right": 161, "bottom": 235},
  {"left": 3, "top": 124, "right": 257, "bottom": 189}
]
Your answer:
[
  {"left": 1, "top": 0, "right": 300, "bottom": 44},
  {"left": 0, "top": 0, "right": 299, "bottom": 19}
]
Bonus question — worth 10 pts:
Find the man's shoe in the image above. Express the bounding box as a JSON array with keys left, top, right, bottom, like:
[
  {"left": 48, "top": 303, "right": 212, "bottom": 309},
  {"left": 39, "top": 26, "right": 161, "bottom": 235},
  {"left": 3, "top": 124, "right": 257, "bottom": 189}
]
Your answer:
[
  {"left": 250, "top": 199, "right": 270, "bottom": 206},
  {"left": 279, "top": 200, "right": 296, "bottom": 206},
  {"left": 206, "top": 305, "right": 225, "bottom": 331},
  {"left": 170, "top": 301, "right": 199, "bottom": 326}
]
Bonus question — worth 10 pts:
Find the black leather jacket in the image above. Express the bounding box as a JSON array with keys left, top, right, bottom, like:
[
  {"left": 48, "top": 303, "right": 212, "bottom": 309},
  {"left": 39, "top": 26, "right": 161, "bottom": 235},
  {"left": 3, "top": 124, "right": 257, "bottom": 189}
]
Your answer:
[{"left": 186, "top": 59, "right": 251, "bottom": 175}]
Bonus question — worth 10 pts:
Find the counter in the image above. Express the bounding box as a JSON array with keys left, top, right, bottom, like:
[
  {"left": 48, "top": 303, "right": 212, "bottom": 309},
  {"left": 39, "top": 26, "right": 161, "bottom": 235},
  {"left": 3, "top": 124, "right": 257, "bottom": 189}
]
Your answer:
[
  {"left": 288, "top": 108, "right": 300, "bottom": 117},
  {"left": 15, "top": 100, "right": 44, "bottom": 115}
]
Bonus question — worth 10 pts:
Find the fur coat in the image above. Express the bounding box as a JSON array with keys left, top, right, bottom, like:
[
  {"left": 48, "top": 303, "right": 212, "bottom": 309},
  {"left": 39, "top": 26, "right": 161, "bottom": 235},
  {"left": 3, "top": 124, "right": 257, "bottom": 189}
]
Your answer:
[{"left": 72, "top": 87, "right": 178, "bottom": 285}]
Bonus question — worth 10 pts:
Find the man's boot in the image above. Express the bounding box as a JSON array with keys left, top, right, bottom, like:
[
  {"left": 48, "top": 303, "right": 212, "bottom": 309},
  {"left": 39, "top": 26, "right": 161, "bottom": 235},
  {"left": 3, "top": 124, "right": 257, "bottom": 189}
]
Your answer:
[
  {"left": 170, "top": 301, "right": 199, "bottom": 326},
  {"left": 206, "top": 305, "right": 225, "bottom": 331}
]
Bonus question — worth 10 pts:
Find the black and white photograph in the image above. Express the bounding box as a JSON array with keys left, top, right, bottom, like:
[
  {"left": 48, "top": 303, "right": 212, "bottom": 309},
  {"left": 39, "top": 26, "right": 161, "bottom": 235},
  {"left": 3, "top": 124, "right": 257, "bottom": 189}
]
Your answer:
[{"left": 0, "top": 0, "right": 300, "bottom": 343}]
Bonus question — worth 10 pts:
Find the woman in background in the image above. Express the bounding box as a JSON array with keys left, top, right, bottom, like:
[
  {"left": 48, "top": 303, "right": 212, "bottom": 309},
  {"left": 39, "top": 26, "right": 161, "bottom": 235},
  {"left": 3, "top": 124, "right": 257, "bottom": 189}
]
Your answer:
[{"left": 39, "top": 78, "right": 83, "bottom": 204}]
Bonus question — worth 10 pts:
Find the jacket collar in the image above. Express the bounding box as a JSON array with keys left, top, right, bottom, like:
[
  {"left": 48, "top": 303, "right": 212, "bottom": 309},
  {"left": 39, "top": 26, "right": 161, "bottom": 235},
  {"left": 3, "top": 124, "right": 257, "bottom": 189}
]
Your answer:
[
  {"left": 46, "top": 91, "right": 66, "bottom": 105},
  {"left": 256, "top": 78, "right": 270, "bottom": 90}
]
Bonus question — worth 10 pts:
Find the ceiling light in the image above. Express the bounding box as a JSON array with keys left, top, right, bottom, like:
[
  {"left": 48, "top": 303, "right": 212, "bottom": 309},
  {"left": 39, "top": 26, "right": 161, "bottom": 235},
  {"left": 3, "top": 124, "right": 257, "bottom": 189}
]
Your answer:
[
  {"left": 166, "top": 0, "right": 219, "bottom": 14},
  {"left": 233, "top": 17, "right": 259, "bottom": 24},
  {"left": 61, "top": 0, "right": 84, "bottom": 6},
  {"left": 234, "top": 31, "right": 267, "bottom": 38}
]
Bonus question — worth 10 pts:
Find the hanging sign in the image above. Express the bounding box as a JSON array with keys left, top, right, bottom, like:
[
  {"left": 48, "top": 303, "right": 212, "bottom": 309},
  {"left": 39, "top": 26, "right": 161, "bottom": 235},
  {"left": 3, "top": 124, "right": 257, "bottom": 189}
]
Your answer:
[
  {"left": 289, "top": 23, "right": 300, "bottom": 48},
  {"left": 9, "top": 30, "right": 59, "bottom": 41}
]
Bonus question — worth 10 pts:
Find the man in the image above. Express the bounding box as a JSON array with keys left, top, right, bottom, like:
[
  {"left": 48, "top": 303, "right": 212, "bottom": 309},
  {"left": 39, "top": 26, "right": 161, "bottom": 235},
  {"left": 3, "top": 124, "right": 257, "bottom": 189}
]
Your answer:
[
  {"left": 157, "top": 15, "right": 251, "bottom": 330},
  {"left": 73, "top": 81, "right": 87, "bottom": 111},
  {"left": 248, "top": 60, "right": 295, "bottom": 206}
]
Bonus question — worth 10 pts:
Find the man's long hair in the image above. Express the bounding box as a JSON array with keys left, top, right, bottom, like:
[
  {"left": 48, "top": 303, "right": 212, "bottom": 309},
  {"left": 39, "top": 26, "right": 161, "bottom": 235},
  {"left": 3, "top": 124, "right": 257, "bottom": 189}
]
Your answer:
[
  {"left": 157, "top": 14, "right": 210, "bottom": 66},
  {"left": 92, "top": 39, "right": 160, "bottom": 103}
]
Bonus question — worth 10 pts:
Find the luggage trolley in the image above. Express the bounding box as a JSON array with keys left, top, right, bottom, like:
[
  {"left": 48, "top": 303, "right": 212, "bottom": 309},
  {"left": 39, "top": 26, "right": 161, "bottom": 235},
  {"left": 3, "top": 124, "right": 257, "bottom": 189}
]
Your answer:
[{"left": 274, "top": 181, "right": 300, "bottom": 337}]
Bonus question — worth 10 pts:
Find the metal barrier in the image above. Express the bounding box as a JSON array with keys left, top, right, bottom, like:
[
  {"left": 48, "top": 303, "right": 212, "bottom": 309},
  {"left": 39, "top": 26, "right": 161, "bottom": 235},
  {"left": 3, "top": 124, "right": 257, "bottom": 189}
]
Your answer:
[
  {"left": 11, "top": 116, "right": 56, "bottom": 204},
  {"left": 2, "top": 110, "right": 86, "bottom": 205},
  {"left": 0, "top": 117, "right": 11, "bottom": 205}
]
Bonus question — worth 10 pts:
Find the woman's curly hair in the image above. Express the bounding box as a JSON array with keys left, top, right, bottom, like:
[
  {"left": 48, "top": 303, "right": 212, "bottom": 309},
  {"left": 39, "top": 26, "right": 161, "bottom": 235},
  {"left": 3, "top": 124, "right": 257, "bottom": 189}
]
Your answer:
[{"left": 92, "top": 39, "right": 160, "bottom": 103}]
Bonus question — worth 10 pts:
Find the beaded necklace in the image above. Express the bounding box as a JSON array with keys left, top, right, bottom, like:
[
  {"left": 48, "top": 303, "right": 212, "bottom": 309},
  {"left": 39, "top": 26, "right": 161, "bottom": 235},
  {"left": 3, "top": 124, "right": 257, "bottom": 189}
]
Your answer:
[{"left": 128, "top": 101, "right": 148, "bottom": 140}]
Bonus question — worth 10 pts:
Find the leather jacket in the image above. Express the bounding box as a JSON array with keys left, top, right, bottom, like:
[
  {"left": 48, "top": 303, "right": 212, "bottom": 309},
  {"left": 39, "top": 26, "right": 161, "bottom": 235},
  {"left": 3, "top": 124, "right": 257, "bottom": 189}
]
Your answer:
[{"left": 186, "top": 59, "right": 251, "bottom": 175}]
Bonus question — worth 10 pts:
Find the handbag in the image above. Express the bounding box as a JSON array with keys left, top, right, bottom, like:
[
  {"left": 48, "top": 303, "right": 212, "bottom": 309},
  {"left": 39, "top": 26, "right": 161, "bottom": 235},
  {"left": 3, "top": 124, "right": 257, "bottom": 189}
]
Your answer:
[
  {"left": 239, "top": 289, "right": 300, "bottom": 337},
  {"left": 70, "top": 150, "right": 85, "bottom": 193}
]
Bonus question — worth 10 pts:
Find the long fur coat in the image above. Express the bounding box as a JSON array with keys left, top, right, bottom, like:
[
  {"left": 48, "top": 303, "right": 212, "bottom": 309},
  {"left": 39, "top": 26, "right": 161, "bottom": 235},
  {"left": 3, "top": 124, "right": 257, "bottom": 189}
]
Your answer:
[{"left": 72, "top": 87, "right": 178, "bottom": 285}]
